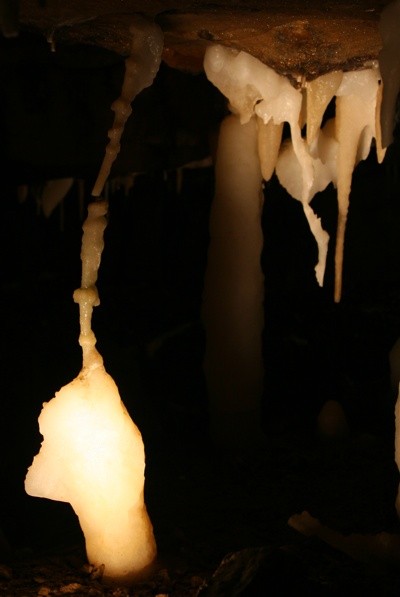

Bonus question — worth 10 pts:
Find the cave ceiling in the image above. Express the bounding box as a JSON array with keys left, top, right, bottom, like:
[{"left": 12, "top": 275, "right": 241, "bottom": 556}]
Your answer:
[
  {"left": 19, "top": 0, "right": 391, "bottom": 78},
  {"left": 0, "top": 0, "right": 394, "bottom": 180}
]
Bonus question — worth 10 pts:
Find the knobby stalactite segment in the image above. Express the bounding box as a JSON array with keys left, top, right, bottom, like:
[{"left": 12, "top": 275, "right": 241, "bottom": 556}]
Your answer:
[
  {"left": 91, "top": 17, "right": 163, "bottom": 198},
  {"left": 72, "top": 200, "right": 107, "bottom": 370}
]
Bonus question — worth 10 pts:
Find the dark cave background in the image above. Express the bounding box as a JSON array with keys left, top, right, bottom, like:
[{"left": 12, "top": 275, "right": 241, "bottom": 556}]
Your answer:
[{"left": 1, "top": 30, "right": 400, "bottom": 594}]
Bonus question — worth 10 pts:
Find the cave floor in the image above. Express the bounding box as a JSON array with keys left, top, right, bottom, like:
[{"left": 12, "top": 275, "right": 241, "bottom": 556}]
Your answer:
[
  {"left": 1, "top": 423, "right": 400, "bottom": 596},
  {"left": 2, "top": 164, "right": 400, "bottom": 595}
]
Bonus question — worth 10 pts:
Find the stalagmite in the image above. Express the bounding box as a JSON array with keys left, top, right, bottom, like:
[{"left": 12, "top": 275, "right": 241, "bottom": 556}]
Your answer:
[
  {"left": 25, "top": 200, "right": 156, "bottom": 584},
  {"left": 202, "top": 113, "right": 264, "bottom": 447}
]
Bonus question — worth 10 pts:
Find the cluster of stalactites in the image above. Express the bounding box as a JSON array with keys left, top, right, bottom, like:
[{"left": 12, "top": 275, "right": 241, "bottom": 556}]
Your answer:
[{"left": 204, "top": 45, "right": 386, "bottom": 301}]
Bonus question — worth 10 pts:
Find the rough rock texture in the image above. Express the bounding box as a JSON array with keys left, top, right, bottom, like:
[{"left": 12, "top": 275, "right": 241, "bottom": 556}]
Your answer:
[
  {"left": 0, "top": 0, "right": 390, "bottom": 180},
  {"left": 18, "top": 0, "right": 391, "bottom": 79},
  {"left": 159, "top": 5, "right": 384, "bottom": 80}
]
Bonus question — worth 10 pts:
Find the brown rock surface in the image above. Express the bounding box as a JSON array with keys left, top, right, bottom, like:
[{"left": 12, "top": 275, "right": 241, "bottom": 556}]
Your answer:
[{"left": 19, "top": 0, "right": 391, "bottom": 79}]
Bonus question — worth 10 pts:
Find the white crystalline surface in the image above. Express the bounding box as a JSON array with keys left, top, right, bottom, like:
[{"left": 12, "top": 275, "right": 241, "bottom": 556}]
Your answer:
[
  {"left": 204, "top": 44, "right": 385, "bottom": 297},
  {"left": 25, "top": 363, "right": 156, "bottom": 582},
  {"left": 25, "top": 199, "right": 156, "bottom": 583}
]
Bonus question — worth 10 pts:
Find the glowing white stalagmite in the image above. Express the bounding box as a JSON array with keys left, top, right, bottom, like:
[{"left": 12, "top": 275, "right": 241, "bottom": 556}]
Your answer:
[
  {"left": 202, "top": 113, "right": 264, "bottom": 444},
  {"left": 25, "top": 200, "right": 156, "bottom": 584},
  {"left": 92, "top": 18, "right": 163, "bottom": 197}
]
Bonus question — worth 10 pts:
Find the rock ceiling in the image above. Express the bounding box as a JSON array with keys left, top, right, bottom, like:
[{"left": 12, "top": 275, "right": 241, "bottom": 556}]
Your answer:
[
  {"left": 1, "top": 0, "right": 395, "bottom": 178},
  {"left": 19, "top": 0, "right": 392, "bottom": 80}
]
